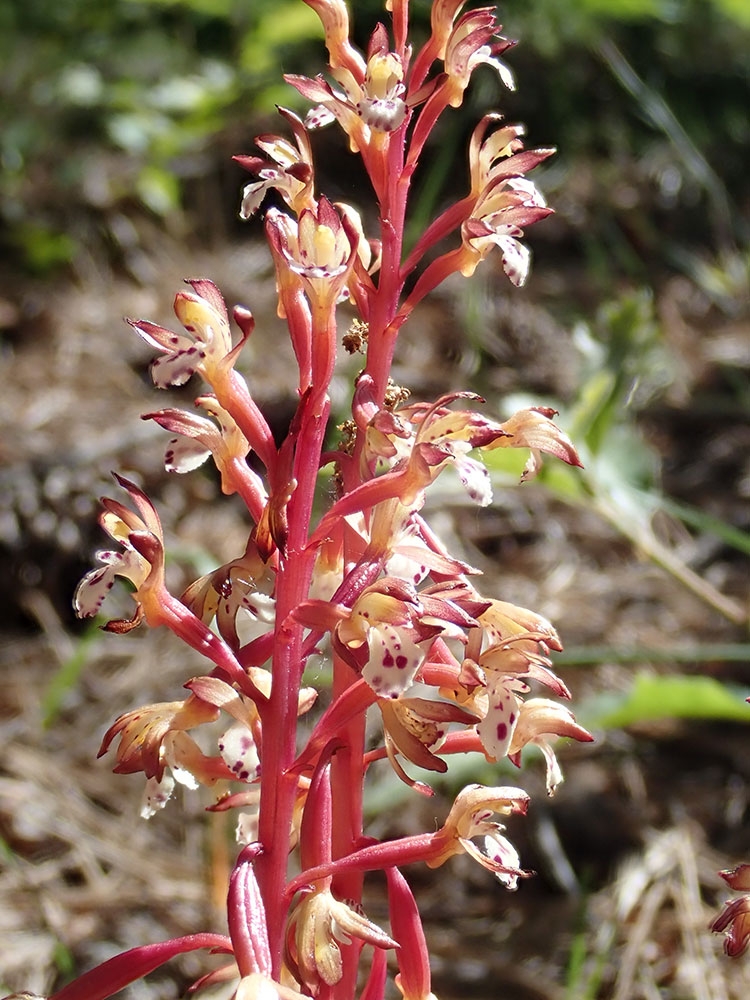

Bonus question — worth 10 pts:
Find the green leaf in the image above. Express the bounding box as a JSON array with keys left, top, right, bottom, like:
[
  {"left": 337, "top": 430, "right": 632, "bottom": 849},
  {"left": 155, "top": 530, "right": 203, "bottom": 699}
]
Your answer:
[
  {"left": 13, "top": 223, "right": 76, "bottom": 273},
  {"left": 583, "top": 672, "right": 750, "bottom": 730},
  {"left": 53, "top": 940, "right": 76, "bottom": 977}
]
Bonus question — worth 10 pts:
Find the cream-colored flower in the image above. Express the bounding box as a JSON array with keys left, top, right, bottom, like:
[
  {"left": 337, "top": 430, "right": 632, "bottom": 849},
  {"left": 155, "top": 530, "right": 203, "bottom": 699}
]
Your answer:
[
  {"left": 286, "top": 888, "right": 396, "bottom": 993},
  {"left": 427, "top": 784, "right": 531, "bottom": 889}
]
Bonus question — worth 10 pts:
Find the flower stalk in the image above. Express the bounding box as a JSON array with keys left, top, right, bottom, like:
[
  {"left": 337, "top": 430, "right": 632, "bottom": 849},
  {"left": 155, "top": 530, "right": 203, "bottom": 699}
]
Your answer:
[{"left": 20, "top": 4, "right": 597, "bottom": 1000}]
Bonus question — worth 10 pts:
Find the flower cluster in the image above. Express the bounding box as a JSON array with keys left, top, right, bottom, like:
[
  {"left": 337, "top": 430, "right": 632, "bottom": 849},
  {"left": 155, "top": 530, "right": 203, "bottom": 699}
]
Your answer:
[{"left": 27, "top": 4, "right": 598, "bottom": 1000}]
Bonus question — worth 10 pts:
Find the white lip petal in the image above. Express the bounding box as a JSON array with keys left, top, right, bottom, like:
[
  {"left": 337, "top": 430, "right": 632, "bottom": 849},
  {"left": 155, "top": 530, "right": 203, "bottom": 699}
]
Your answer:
[
  {"left": 499, "top": 237, "right": 531, "bottom": 287},
  {"left": 73, "top": 564, "right": 117, "bottom": 617},
  {"left": 476, "top": 677, "right": 521, "bottom": 759},
  {"left": 140, "top": 774, "right": 175, "bottom": 819},
  {"left": 219, "top": 722, "right": 260, "bottom": 783},
  {"left": 150, "top": 348, "right": 202, "bottom": 388},
  {"left": 164, "top": 436, "right": 212, "bottom": 474},
  {"left": 453, "top": 453, "right": 493, "bottom": 506},
  {"left": 363, "top": 624, "right": 424, "bottom": 699}
]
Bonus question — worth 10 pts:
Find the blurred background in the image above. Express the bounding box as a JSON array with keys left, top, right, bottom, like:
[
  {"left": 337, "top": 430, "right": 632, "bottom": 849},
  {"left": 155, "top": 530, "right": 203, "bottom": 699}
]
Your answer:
[{"left": 1, "top": 1, "right": 749, "bottom": 997}]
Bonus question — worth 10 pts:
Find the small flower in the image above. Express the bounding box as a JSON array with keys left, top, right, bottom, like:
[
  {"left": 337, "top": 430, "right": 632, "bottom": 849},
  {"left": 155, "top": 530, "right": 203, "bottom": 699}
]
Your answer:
[
  {"left": 354, "top": 386, "right": 515, "bottom": 508},
  {"left": 285, "top": 787, "right": 530, "bottom": 903},
  {"left": 266, "top": 197, "right": 359, "bottom": 311},
  {"left": 299, "top": 575, "right": 481, "bottom": 700},
  {"left": 379, "top": 688, "right": 479, "bottom": 785},
  {"left": 181, "top": 541, "right": 276, "bottom": 652},
  {"left": 99, "top": 674, "right": 270, "bottom": 806},
  {"left": 460, "top": 181, "right": 548, "bottom": 286},
  {"left": 451, "top": 598, "right": 591, "bottom": 781},
  {"left": 331, "top": 578, "right": 430, "bottom": 695},
  {"left": 402, "top": 119, "right": 554, "bottom": 301},
  {"left": 476, "top": 598, "right": 563, "bottom": 654},
  {"left": 358, "top": 47, "right": 408, "bottom": 133},
  {"left": 98, "top": 694, "right": 221, "bottom": 781},
  {"left": 405, "top": 4, "right": 517, "bottom": 174},
  {"left": 286, "top": 24, "right": 407, "bottom": 155},
  {"left": 316, "top": 392, "right": 573, "bottom": 552},
  {"left": 145, "top": 395, "right": 256, "bottom": 495},
  {"left": 285, "top": 887, "right": 397, "bottom": 994},
  {"left": 442, "top": 7, "right": 516, "bottom": 107},
  {"left": 427, "top": 784, "right": 532, "bottom": 889},
  {"left": 234, "top": 108, "right": 316, "bottom": 219},
  {"left": 402, "top": 392, "right": 510, "bottom": 505},
  {"left": 127, "top": 285, "right": 275, "bottom": 473},
  {"left": 468, "top": 115, "right": 533, "bottom": 196},
  {"left": 74, "top": 478, "right": 255, "bottom": 694},
  {"left": 461, "top": 115, "right": 554, "bottom": 285},
  {"left": 459, "top": 127, "right": 554, "bottom": 284},
  {"left": 487, "top": 405, "right": 583, "bottom": 480},
  {"left": 74, "top": 474, "right": 166, "bottom": 632},
  {"left": 711, "top": 864, "right": 750, "bottom": 957},
  {"left": 128, "top": 279, "right": 235, "bottom": 389},
  {"left": 508, "top": 698, "right": 594, "bottom": 795}
]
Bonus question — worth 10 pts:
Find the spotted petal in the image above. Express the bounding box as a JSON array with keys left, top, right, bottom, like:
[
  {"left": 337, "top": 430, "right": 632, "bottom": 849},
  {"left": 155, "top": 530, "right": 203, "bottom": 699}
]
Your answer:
[
  {"left": 476, "top": 676, "right": 522, "bottom": 759},
  {"left": 461, "top": 829, "right": 525, "bottom": 889},
  {"left": 164, "top": 435, "right": 212, "bottom": 473},
  {"left": 363, "top": 624, "right": 424, "bottom": 699},
  {"left": 219, "top": 722, "right": 260, "bottom": 783},
  {"left": 150, "top": 345, "right": 206, "bottom": 388},
  {"left": 141, "top": 774, "right": 175, "bottom": 819},
  {"left": 453, "top": 451, "right": 492, "bottom": 505},
  {"left": 74, "top": 549, "right": 145, "bottom": 618}
]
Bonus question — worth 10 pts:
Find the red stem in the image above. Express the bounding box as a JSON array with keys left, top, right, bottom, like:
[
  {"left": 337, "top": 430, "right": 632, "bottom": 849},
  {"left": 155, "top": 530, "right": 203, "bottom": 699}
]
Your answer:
[
  {"left": 286, "top": 832, "right": 437, "bottom": 899},
  {"left": 253, "top": 302, "right": 336, "bottom": 975},
  {"left": 49, "top": 935, "right": 232, "bottom": 1000},
  {"left": 330, "top": 655, "right": 365, "bottom": 878},
  {"left": 361, "top": 123, "right": 411, "bottom": 405}
]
